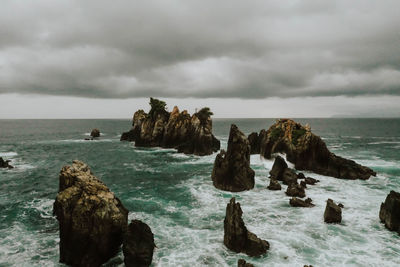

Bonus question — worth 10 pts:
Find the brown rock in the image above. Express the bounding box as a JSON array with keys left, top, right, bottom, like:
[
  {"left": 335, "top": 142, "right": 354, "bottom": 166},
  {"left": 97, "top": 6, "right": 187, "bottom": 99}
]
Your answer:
[
  {"left": 286, "top": 183, "right": 306, "bottom": 198},
  {"left": 269, "top": 155, "right": 288, "bottom": 180},
  {"left": 379, "top": 191, "right": 400, "bottom": 234},
  {"left": 90, "top": 128, "right": 100, "bottom": 138},
  {"left": 0, "top": 157, "right": 13, "bottom": 169},
  {"left": 267, "top": 178, "right": 281, "bottom": 190},
  {"left": 289, "top": 197, "right": 314, "bottom": 207},
  {"left": 238, "top": 259, "right": 255, "bottom": 267},
  {"left": 304, "top": 177, "right": 320, "bottom": 185},
  {"left": 324, "top": 199, "right": 342, "bottom": 223}
]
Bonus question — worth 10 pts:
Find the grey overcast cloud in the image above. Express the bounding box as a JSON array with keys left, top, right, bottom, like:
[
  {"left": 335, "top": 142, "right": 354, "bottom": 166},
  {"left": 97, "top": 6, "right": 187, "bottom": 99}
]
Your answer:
[{"left": 0, "top": 0, "right": 400, "bottom": 118}]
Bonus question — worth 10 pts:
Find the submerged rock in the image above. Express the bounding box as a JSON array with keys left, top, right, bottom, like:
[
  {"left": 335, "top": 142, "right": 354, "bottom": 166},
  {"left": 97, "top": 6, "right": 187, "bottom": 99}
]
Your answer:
[
  {"left": 290, "top": 197, "right": 314, "bottom": 207},
  {"left": 0, "top": 157, "right": 13, "bottom": 169},
  {"left": 238, "top": 259, "right": 255, "bottom": 267},
  {"left": 90, "top": 128, "right": 100, "bottom": 138},
  {"left": 258, "top": 119, "right": 376, "bottom": 180},
  {"left": 120, "top": 99, "right": 220, "bottom": 156},
  {"left": 379, "top": 191, "right": 400, "bottom": 234},
  {"left": 212, "top": 124, "right": 255, "bottom": 192},
  {"left": 324, "top": 199, "right": 342, "bottom": 223},
  {"left": 224, "top": 198, "right": 269, "bottom": 256},
  {"left": 53, "top": 160, "right": 128, "bottom": 266},
  {"left": 123, "top": 220, "right": 155, "bottom": 267},
  {"left": 267, "top": 178, "right": 282, "bottom": 191}
]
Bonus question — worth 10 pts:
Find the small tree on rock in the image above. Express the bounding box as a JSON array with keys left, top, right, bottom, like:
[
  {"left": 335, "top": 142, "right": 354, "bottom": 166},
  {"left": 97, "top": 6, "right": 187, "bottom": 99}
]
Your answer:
[
  {"left": 196, "top": 107, "right": 214, "bottom": 125},
  {"left": 148, "top": 97, "right": 167, "bottom": 119}
]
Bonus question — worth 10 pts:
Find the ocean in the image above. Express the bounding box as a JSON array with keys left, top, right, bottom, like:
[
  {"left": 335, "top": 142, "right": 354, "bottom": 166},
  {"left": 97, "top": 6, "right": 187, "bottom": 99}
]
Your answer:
[{"left": 1, "top": 118, "right": 400, "bottom": 267}]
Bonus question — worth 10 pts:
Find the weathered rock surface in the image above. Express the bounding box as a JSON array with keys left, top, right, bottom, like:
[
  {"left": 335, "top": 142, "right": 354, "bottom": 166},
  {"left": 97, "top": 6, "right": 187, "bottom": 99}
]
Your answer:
[
  {"left": 0, "top": 157, "right": 13, "bottom": 169},
  {"left": 53, "top": 160, "right": 128, "bottom": 266},
  {"left": 224, "top": 198, "right": 269, "bottom": 256},
  {"left": 123, "top": 220, "right": 155, "bottom": 267},
  {"left": 90, "top": 128, "right": 100, "bottom": 138},
  {"left": 304, "top": 177, "right": 320, "bottom": 185},
  {"left": 290, "top": 197, "right": 314, "bottom": 207},
  {"left": 379, "top": 191, "right": 400, "bottom": 234},
  {"left": 286, "top": 183, "right": 306, "bottom": 198},
  {"left": 256, "top": 119, "right": 376, "bottom": 180},
  {"left": 121, "top": 99, "right": 220, "bottom": 156},
  {"left": 324, "top": 199, "right": 342, "bottom": 223},
  {"left": 267, "top": 178, "right": 281, "bottom": 190},
  {"left": 212, "top": 124, "right": 255, "bottom": 192},
  {"left": 269, "top": 155, "right": 288, "bottom": 180},
  {"left": 238, "top": 259, "right": 255, "bottom": 267}
]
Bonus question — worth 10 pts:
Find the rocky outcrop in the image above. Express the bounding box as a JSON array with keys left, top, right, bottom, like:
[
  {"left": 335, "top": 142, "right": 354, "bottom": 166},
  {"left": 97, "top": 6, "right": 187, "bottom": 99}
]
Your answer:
[
  {"left": 379, "top": 191, "right": 400, "bottom": 234},
  {"left": 123, "top": 220, "right": 155, "bottom": 267},
  {"left": 256, "top": 119, "right": 376, "bottom": 180},
  {"left": 224, "top": 198, "right": 269, "bottom": 256},
  {"left": 238, "top": 259, "right": 255, "bottom": 267},
  {"left": 290, "top": 197, "right": 314, "bottom": 207},
  {"left": 269, "top": 155, "right": 288, "bottom": 180},
  {"left": 0, "top": 157, "right": 13, "bottom": 169},
  {"left": 90, "top": 128, "right": 100, "bottom": 138},
  {"left": 267, "top": 178, "right": 281, "bottom": 190},
  {"left": 324, "top": 199, "right": 342, "bottom": 223},
  {"left": 212, "top": 124, "right": 255, "bottom": 192},
  {"left": 120, "top": 99, "right": 220, "bottom": 156},
  {"left": 286, "top": 183, "right": 306, "bottom": 198},
  {"left": 53, "top": 160, "right": 128, "bottom": 266}
]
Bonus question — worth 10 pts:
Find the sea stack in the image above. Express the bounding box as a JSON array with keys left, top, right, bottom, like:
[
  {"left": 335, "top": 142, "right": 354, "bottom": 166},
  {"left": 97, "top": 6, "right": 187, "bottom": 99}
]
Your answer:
[
  {"left": 224, "top": 198, "right": 269, "bottom": 256},
  {"left": 0, "top": 157, "right": 13, "bottom": 169},
  {"left": 90, "top": 128, "right": 100, "bottom": 138},
  {"left": 324, "top": 199, "right": 342, "bottom": 223},
  {"left": 53, "top": 160, "right": 128, "bottom": 266},
  {"left": 211, "top": 124, "right": 255, "bottom": 192},
  {"left": 379, "top": 191, "right": 400, "bottom": 234}
]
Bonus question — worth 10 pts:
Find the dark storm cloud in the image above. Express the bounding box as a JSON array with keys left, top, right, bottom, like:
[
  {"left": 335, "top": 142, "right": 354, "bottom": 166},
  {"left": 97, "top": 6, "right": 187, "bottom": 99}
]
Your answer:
[{"left": 1, "top": 0, "right": 399, "bottom": 99}]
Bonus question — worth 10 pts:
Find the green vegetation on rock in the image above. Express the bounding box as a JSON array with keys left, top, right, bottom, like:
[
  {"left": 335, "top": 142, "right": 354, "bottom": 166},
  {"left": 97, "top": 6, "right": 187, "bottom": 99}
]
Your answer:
[
  {"left": 270, "top": 127, "right": 283, "bottom": 142},
  {"left": 292, "top": 128, "right": 306, "bottom": 145},
  {"left": 149, "top": 97, "right": 167, "bottom": 119},
  {"left": 196, "top": 107, "right": 214, "bottom": 125}
]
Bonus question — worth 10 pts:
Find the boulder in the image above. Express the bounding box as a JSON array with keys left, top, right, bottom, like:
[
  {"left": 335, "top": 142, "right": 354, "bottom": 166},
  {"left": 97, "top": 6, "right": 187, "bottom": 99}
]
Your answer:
[
  {"left": 286, "top": 183, "right": 306, "bottom": 198},
  {"left": 269, "top": 155, "right": 288, "bottom": 180},
  {"left": 123, "top": 220, "right": 155, "bottom": 267},
  {"left": 379, "top": 191, "right": 400, "bottom": 234},
  {"left": 224, "top": 198, "right": 269, "bottom": 256},
  {"left": 238, "top": 259, "right": 255, "bottom": 267},
  {"left": 267, "top": 178, "right": 281, "bottom": 191},
  {"left": 53, "top": 160, "right": 128, "bottom": 266},
  {"left": 0, "top": 157, "right": 13, "bottom": 169},
  {"left": 324, "top": 199, "right": 342, "bottom": 223},
  {"left": 211, "top": 124, "right": 255, "bottom": 192},
  {"left": 90, "top": 128, "right": 100, "bottom": 138},
  {"left": 304, "top": 177, "right": 320, "bottom": 185},
  {"left": 289, "top": 197, "right": 314, "bottom": 207},
  {"left": 259, "top": 119, "right": 376, "bottom": 180}
]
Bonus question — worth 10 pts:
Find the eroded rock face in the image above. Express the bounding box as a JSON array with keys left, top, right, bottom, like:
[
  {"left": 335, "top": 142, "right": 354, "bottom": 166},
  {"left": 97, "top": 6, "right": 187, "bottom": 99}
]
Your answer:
[
  {"left": 290, "top": 197, "right": 314, "bottom": 207},
  {"left": 224, "top": 198, "right": 269, "bottom": 257},
  {"left": 257, "top": 119, "right": 376, "bottom": 180},
  {"left": 53, "top": 160, "right": 128, "bottom": 266},
  {"left": 269, "top": 155, "right": 288, "bottom": 180},
  {"left": 123, "top": 220, "right": 155, "bottom": 267},
  {"left": 90, "top": 128, "right": 100, "bottom": 138},
  {"left": 0, "top": 157, "right": 13, "bottom": 169},
  {"left": 121, "top": 104, "right": 220, "bottom": 156},
  {"left": 212, "top": 124, "right": 255, "bottom": 192},
  {"left": 324, "top": 199, "right": 342, "bottom": 223},
  {"left": 379, "top": 191, "right": 400, "bottom": 234}
]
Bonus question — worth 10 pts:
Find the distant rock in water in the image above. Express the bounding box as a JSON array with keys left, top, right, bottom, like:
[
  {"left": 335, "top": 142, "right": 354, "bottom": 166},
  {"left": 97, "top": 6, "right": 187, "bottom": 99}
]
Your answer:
[
  {"left": 324, "top": 199, "right": 342, "bottom": 223},
  {"left": 224, "top": 198, "right": 269, "bottom": 257},
  {"left": 120, "top": 98, "right": 220, "bottom": 156},
  {"left": 123, "top": 220, "right": 155, "bottom": 267},
  {"left": 290, "top": 197, "right": 314, "bottom": 207},
  {"left": 0, "top": 157, "right": 13, "bottom": 169},
  {"left": 379, "top": 191, "right": 400, "bottom": 234},
  {"left": 90, "top": 128, "right": 100, "bottom": 138},
  {"left": 238, "top": 259, "right": 255, "bottom": 267},
  {"left": 254, "top": 119, "right": 376, "bottom": 180},
  {"left": 211, "top": 124, "right": 255, "bottom": 192},
  {"left": 53, "top": 160, "right": 128, "bottom": 266}
]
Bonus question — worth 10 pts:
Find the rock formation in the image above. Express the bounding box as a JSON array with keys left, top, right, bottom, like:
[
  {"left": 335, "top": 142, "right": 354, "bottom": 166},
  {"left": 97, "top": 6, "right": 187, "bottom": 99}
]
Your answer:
[
  {"left": 53, "top": 160, "right": 128, "bottom": 266},
  {"left": 238, "top": 259, "right": 255, "bottom": 267},
  {"left": 123, "top": 220, "right": 155, "bottom": 267},
  {"left": 120, "top": 98, "right": 220, "bottom": 156},
  {"left": 0, "top": 157, "right": 13, "bottom": 169},
  {"left": 290, "top": 197, "right": 314, "bottom": 207},
  {"left": 267, "top": 178, "right": 281, "bottom": 190},
  {"left": 90, "top": 128, "right": 100, "bottom": 138},
  {"left": 253, "top": 119, "right": 376, "bottom": 180},
  {"left": 379, "top": 191, "right": 400, "bottom": 234},
  {"left": 324, "top": 199, "right": 342, "bottom": 223},
  {"left": 224, "top": 198, "right": 269, "bottom": 256},
  {"left": 212, "top": 124, "right": 255, "bottom": 192},
  {"left": 269, "top": 155, "right": 288, "bottom": 180},
  {"left": 286, "top": 183, "right": 306, "bottom": 198},
  {"left": 304, "top": 177, "right": 320, "bottom": 185}
]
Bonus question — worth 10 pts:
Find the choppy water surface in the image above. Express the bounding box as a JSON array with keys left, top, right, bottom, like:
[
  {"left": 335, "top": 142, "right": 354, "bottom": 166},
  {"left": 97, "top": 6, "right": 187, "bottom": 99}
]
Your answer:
[{"left": 1, "top": 118, "right": 400, "bottom": 266}]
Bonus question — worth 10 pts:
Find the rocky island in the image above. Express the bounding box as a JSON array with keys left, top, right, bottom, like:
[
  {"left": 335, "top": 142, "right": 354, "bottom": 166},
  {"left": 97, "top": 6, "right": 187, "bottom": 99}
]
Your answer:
[{"left": 121, "top": 98, "right": 220, "bottom": 156}]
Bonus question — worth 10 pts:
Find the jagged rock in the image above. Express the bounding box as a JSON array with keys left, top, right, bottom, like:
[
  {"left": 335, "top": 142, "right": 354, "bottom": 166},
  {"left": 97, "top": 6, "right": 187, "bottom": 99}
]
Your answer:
[
  {"left": 286, "top": 183, "right": 306, "bottom": 198},
  {"left": 211, "top": 124, "right": 255, "bottom": 192},
  {"left": 53, "top": 160, "right": 128, "bottom": 266},
  {"left": 290, "top": 197, "right": 314, "bottom": 207},
  {"left": 379, "top": 191, "right": 400, "bottom": 234},
  {"left": 269, "top": 155, "right": 288, "bottom": 180},
  {"left": 282, "top": 168, "right": 298, "bottom": 185},
  {"left": 304, "top": 177, "right": 319, "bottom": 185},
  {"left": 248, "top": 132, "right": 260, "bottom": 155},
  {"left": 259, "top": 119, "right": 376, "bottom": 180},
  {"left": 90, "top": 128, "right": 100, "bottom": 138},
  {"left": 224, "top": 198, "right": 269, "bottom": 256},
  {"left": 121, "top": 100, "right": 220, "bottom": 156},
  {"left": 267, "top": 178, "right": 281, "bottom": 190},
  {"left": 238, "top": 259, "right": 255, "bottom": 267},
  {"left": 0, "top": 157, "right": 13, "bottom": 169},
  {"left": 123, "top": 220, "right": 155, "bottom": 267},
  {"left": 324, "top": 199, "right": 342, "bottom": 223}
]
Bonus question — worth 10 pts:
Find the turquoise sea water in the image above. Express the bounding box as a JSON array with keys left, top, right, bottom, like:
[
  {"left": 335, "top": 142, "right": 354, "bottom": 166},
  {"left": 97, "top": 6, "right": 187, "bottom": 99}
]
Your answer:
[{"left": 1, "top": 118, "right": 400, "bottom": 267}]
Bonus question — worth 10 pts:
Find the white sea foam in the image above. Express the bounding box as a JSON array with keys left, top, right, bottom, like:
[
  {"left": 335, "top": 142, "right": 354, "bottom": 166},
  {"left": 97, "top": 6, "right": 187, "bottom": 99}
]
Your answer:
[{"left": 0, "top": 152, "right": 18, "bottom": 157}]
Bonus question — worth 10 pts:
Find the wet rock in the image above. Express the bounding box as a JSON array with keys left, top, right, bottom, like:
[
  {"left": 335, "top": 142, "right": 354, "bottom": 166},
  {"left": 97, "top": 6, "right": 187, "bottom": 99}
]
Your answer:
[
  {"left": 248, "top": 132, "right": 261, "bottom": 155},
  {"left": 269, "top": 155, "right": 288, "bottom": 180},
  {"left": 304, "top": 177, "right": 320, "bottom": 185},
  {"left": 379, "top": 191, "right": 400, "bottom": 234},
  {"left": 212, "top": 124, "right": 255, "bottom": 192},
  {"left": 324, "top": 199, "right": 342, "bottom": 223},
  {"left": 224, "top": 198, "right": 269, "bottom": 256},
  {"left": 0, "top": 157, "right": 13, "bottom": 169},
  {"left": 286, "top": 183, "right": 306, "bottom": 198},
  {"left": 267, "top": 178, "right": 281, "bottom": 191},
  {"left": 282, "top": 168, "right": 298, "bottom": 185},
  {"left": 123, "top": 220, "right": 155, "bottom": 267},
  {"left": 238, "top": 259, "right": 255, "bottom": 267},
  {"left": 90, "top": 128, "right": 100, "bottom": 138},
  {"left": 297, "top": 173, "right": 305, "bottom": 179},
  {"left": 290, "top": 197, "right": 314, "bottom": 207},
  {"left": 259, "top": 119, "right": 376, "bottom": 180},
  {"left": 300, "top": 181, "right": 307, "bottom": 189},
  {"left": 53, "top": 160, "right": 128, "bottom": 266}
]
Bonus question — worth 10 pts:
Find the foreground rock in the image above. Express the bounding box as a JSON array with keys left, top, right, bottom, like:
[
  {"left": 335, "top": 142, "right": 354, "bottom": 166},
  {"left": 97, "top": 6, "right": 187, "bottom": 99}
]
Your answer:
[
  {"left": 269, "top": 155, "right": 288, "bottom": 180},
  {"left": 290, "top": 197, "right": 314, "bottom": 207},
  {"left": 0, "top": 157, "right": 13, "bottom": 169},
  {"left": 379, "top": 191, "right": 400, "bottom": 234},
  {"left": 267, "top": 178, "right": 281, "bottom": 190},
  {"left": 224, "top": 198, "right": 269, "bottom": 256},
  {"left": 256, "top": 119, "right": 376, "bottom": 180},
  {"left": 90, "top": 128, "right": 100, "bottom": 138},
  {"left": 212, "top": 124, "right": 255, "bottom": 192},
  {"left": 121, "top": 98, "right": 220, "bottom": 156},
  {"left": 286, "top": 183, "right": 306, "bottom": 198},
  {"left": 123, "top": 220, "right": 155, "bottom": 267},
  {"left": 53, "top": 160, "right": 128, "bottom": 266},
  {"left": 238, "top": 259, "right": 255, "bottom": 267},
  {"left": 324, "top": 199, "right": 342, "bottom": 223}
]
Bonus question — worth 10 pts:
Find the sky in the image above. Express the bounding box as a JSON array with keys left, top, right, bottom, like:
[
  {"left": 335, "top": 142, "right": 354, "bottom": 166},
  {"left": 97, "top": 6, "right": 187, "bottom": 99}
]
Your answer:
[{"left": 0, "top": 0, "right": 399, "bottom": 118}]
